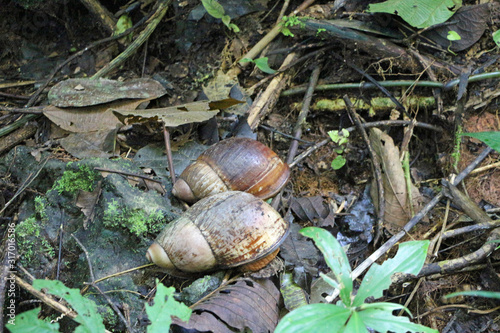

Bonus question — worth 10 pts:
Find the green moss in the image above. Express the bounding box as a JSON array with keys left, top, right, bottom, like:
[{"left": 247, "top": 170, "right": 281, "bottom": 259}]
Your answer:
[
  {"left": 102, "top": 199, "right": 165, "bottom": 237},
  {"left": 52, "top": 164, "right": 99, "bottom": 196},
  {"left": 16, "top": 216, "right": 55, "bottom": 266}
]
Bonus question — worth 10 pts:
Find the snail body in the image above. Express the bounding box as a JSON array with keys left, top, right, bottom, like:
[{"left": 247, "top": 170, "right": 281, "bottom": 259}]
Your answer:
[
  {"left": 172, "top": 137, "right": 290, "bottom": 203},
  {"left": 146, "top": 191, "right": 289, "bottom": 273}
]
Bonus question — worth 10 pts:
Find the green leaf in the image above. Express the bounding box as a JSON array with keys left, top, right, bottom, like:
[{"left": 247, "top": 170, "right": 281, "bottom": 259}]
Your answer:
[
  {"left": 32, "top": 279, "right": 105, "bottom": 333},
  {"left": 253, "top": 57, "right": 277, "bottom": 74},
  {"left": 228, "top": 23, "right": 240, "bottom": 33},
  {"left": 239, "top": 58, "right": 253, "bottom": 63},
  {"left": 461, "top": 131, "right": 500, "bottom": 153},
  {"left": 6, "top": 308, "right": 59, "bottom": 333},
  {"left": 221, "top": 15, "right": 231, "bottom": 26},
  {"left": 341, "top": 311, "right": 368, "bottom": 333},
  {"left": 300, "top": 227, "right": 353, "bottom": 306},
  {"left": 331, "top": 155, "right": 346, "bottom": 170},
  {"left": 493, "top": 30, "right": 500, "bottom": 47},
  {"left": 447, "top": 30, "right": 461, "bottom": 41},
  {"left": 367, "top": 0, "right": 461, "bottom": 29},
  {"left": 358, "top": 302, "right": 411, "bottom": 316},
  {"left": 445, "top": 290, "right": 500, "bottom": 300},
  {"left": 114, "top": 14, "right": 132, "bottom": 35},
  {"left": 201, "top": 0, "right": 225, "bottom": 19},
  {"left": 353, "top": 240, "right": 429, "bottom": 307},
  {"left": 274, "top": 304, "right": 351, "bottom": 333},
  {"left": 146, "top": 282, "right": 192, "bottom": 333},
  {"left": 357, "top": 307, "right": 438, "bottom": 333}
]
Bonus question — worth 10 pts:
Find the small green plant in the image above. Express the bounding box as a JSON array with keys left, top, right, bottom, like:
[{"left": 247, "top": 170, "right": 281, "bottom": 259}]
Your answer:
[
  {"left": 274, "top": 227, "right": 436, "bottom": 333},
  {"left": 493, "top": 30, "right": 500, "bottom": 48},
  {"left": 446, "top": 30, "right": 461, "bottom": 55},
  {"left": 239, "top": 57, "right": 277, "bottom": 74},
  {"left": 281, "top": 15, "right": 306, "bottom": 37},
  {"left": 316, "top": 28, "right": 326, "bottom": 37},
  {"left": 146, "top": 280, "right": 192, "bottom": 332},
  {"left": 6, "top": 279, "right": 191, "bottom": 333},
  {"left": 328, "top": 129, "right": 349, "bottom": 170},
  {"left": 202, "top": 0, "right": 239, "bottom": 32}
]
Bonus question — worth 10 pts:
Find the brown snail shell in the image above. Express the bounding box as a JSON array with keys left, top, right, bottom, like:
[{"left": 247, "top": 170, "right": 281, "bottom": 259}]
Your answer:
[
  {"left": 172, "top": 137, "right": 290, "bottom": 203},
  {"left": 146, "top": 191, "right": 289, "bottom": 273}
]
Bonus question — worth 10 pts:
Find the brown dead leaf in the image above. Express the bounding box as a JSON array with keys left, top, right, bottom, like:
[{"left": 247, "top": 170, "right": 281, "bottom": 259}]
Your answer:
[
  {"left": 112, "top": 98, "right": 243, "bottom": 127},
  {"left": 76, "top": 181, "right": 102, "bottom": 229},
  {"left": 290, "top": 196, "right": 336, "bottom": 227},
  {"left": 173, "top": 278, "right": 279, "bottom": 333},
  {"left": 44, "top": 99, "right": 150, "bottom": 133},
  {"left": 59, "top": 129, "right": 119, "bottom": 159},
  {"left": 423, "top": 4, "right": 490, "bottom": 52},
  {"left": 48, "top": 78, "right": 166, "bottom": 107},
  {"left": 369, "top": 128, "right": 424, "bottom": 234}
]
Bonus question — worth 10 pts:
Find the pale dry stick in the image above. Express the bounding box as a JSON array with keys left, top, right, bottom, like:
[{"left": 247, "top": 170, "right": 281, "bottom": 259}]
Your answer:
[
  {"left": 276, "top": 0, "right": 291, "bottom": 23},
  {"left": 431, "top": 199, "right": 451, "bottom": 257},
  {"left": 162, "top": 125, "right": 176, "bottom": 184},
  {"left": 78, "top": 0, "right": 116, "bottom": 34},
  {"left": 469, "top": 161, "right": 500, "bottom": 175},
  {"left": 14, "top": 275, "right": 78, "bottom": 318},
  {"left": 92, "top": 0, "right": 171, "bottom": 79},
  {"left": 397, "top": 277, "right": 424, "bottom": 316},
  {"left": 325, "top": 146, "right": 493, "bottom": 303},
  {"left": 247, "top": 52, "right": 299, "bottom": 129},
  {"left": 15, "top": 275, "right": 113, "bottom": 333},
  {"left": 286, "top": 65, "right": 322, "bottom": 164}
]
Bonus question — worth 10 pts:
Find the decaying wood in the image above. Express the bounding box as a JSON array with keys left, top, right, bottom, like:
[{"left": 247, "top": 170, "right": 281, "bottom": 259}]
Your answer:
[{"left": 247, "top": 52, "right": 299, "bottom": 130}]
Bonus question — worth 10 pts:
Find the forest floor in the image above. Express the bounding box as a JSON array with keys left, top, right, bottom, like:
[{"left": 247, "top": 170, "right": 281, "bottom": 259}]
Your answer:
[{"left": 1, "top": 0, "right": 500, "bottom": 332}]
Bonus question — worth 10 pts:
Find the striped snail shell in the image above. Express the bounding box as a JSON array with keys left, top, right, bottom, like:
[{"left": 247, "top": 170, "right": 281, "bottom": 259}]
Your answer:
[
  {"left": 146, "top": 191, "right": 289, "bottom": 273},
  {"left": 172, "top": 137, "right": 290, "bottom": 203}
]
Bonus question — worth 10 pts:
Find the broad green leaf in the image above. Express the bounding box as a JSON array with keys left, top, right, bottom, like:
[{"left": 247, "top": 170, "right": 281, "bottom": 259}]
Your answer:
[
  {"left": 146, "top": 282, "right": 191, "bottom": 333},
  {"left": 447, "top": 30, "right": 461, "bottom": 41},
  {"left": 461, "top": 131, "right": 500, "bottom": 153},
  {"left": 6, "top": 308, "right": 59, "bottom": 333},
  {"left": 32, "top": 279, "right": 105, "bottom": 333},
  {"left": 201, "top": 0, "right": 225, "bottom": 19},
  {"left": 300, "top": 227, "right": 353, "bottom": 306},
  {"left": 353, "top": 240, "right": 429, "bottom": 306},
  {"left": 274, "top": 304, "right": 351, "bottom": 333},
  {"left": 253, "top": 57, "right": 277, "bottom": 74},
  {"left": 445, "top": 290, "right": 500, "bottom": 300},
  {"left": 341, "top": 311, "right": 368, "bottom": 333},
  {"left": 331, "top": 155, "right": 346, "bottom": 170},
  {"left": 221, "top": 15, "right": 231, "bottom": 26},
  {"left": 358, "top": 302, "right": 412, "bottom": 317},
  {"left": 367, "top": 0, "right": 461, "bottom": 29},
  {"left": 493, "top": 30, "right": 500, "bottom": 47},
  {"left": 357, "top": 308, "right": 438, "bottom": 333},
  {"left": 320, "top": 272, "right": 340, "bottom": 290}
]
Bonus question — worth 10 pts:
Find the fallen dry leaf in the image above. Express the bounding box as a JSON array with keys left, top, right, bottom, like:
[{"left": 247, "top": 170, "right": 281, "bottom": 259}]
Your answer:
[
  {"left": 369, "top": 128, "right": 424, "bottom": 234},
  {"left": 48, "top": 78, "right": 167, "bottom": 107}
]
